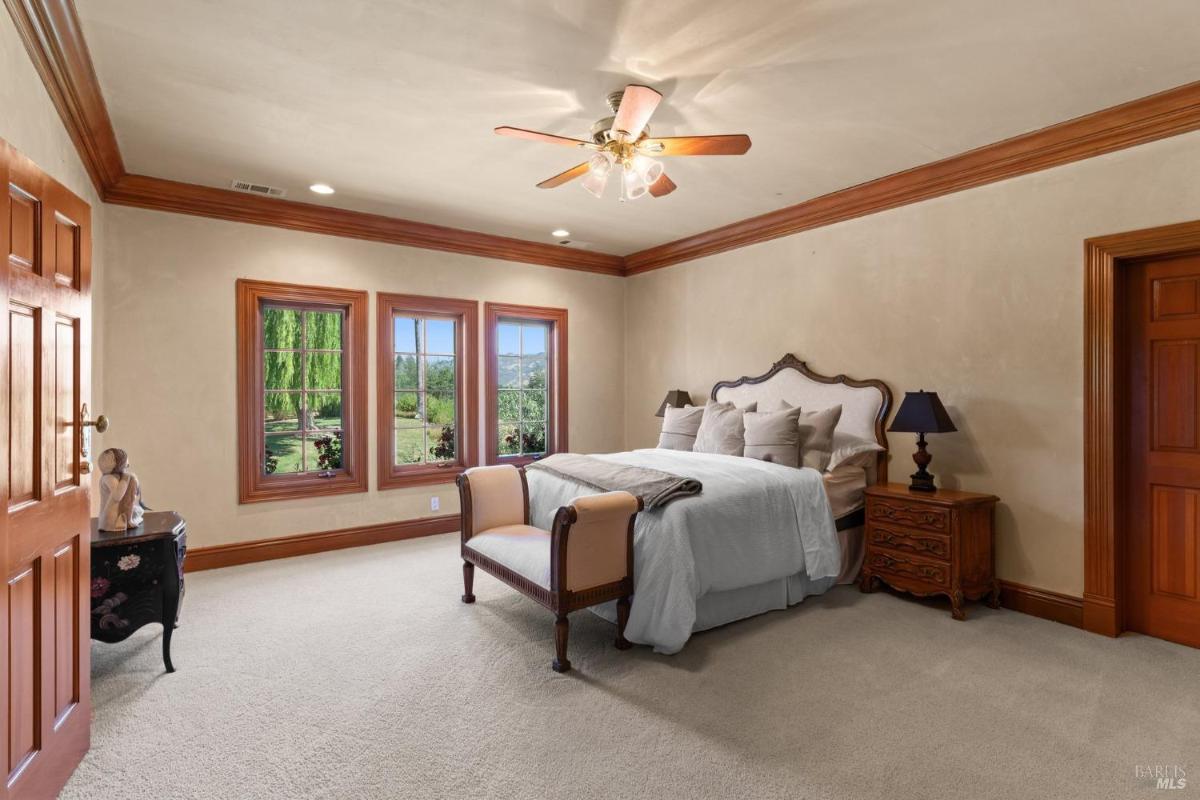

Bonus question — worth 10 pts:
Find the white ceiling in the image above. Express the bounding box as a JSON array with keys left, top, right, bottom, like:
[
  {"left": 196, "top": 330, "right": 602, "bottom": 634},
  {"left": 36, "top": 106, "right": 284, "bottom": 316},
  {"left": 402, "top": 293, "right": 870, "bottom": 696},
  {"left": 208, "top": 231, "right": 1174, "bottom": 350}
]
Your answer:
[{"left": 76, "top": 0, "right": 1200, "bottom": 254}]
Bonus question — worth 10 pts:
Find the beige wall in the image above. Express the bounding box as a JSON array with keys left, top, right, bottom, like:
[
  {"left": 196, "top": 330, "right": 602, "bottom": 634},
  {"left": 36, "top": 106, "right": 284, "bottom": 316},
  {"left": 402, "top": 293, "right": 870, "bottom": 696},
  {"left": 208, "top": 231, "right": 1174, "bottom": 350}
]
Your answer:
[
  {"left": 1, "top": 13, "right": 107, "bottom": 506},
  {"left": 624, "top": 130, "right": 1200, "bottom": 597},
  {"left": 100, "top": 207, "right": 625, "bottom": 547}
]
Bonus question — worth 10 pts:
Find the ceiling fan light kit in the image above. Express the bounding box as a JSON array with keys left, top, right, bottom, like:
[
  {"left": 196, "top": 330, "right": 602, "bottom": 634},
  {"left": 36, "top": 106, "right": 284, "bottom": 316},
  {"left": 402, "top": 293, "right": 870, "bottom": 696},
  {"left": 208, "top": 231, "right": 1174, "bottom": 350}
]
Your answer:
[{"left": 495, "top": 84, "right": 752, "bottom": 202}]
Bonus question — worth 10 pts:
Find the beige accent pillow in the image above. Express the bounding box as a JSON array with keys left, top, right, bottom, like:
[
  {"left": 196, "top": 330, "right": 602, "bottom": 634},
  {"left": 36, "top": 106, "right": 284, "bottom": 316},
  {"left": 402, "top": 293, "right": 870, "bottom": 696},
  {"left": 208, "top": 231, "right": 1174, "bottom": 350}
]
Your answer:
[
  {"left": 657, "top": 405, "right": 705, "bottom": 451},
  {"left": 828, "top": 431, "right": 884, "bottom": 472},
  {"left": 693, "top": 401, "right": 748, "bottom": 456},
  {"left": 797, "top": 405, "right": 843, "bottom": 471},
  {"left": 744, "top": 406, "right": 804, "bottom": 467}
]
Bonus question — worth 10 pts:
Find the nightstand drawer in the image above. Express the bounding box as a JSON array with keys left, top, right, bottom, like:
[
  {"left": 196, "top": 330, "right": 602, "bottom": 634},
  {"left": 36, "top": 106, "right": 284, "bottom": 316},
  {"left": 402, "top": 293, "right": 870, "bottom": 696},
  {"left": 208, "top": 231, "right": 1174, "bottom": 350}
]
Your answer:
[
  {"left": 867, "top": 549, "right": 950, "bottom": 589},
  {"left": 867, "top": 524, "right": 951, "bottom": 561},
  {"left": 868, "top": 499, "right": 950, "bottom": 532}
]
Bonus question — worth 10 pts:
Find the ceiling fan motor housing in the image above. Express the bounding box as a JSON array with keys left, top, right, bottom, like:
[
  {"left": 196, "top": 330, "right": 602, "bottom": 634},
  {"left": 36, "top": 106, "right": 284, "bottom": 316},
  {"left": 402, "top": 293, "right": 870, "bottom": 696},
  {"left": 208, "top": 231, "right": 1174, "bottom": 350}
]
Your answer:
[{"left": 591, "top": 89, "right": 650, "bottom": 144}]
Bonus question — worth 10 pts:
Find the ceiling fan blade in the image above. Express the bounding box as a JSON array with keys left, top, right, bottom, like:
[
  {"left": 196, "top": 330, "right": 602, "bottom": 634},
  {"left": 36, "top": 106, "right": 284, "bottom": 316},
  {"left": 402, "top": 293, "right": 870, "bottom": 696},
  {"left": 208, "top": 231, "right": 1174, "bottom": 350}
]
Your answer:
[
  {"left": 495, "top": 126, "right": 595, "bottom": 149},
  {"left": 536, "top": 162, "right": 591, "bottom": 189},
  {"left": 639, "top": 134, "right": 752, "bottom": 156},
  {"left": 649, "top": 173, "right": 677, "bottom": 198},
  {"left": 610, "top": 84, "right": 662, "bottom": 141}
]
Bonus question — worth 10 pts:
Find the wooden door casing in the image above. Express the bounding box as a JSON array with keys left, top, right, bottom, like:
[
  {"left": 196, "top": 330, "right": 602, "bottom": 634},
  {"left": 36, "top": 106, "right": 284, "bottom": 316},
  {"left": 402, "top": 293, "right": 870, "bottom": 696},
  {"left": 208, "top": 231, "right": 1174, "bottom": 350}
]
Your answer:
[
  {"left": 1, "top": 139, "right": 92, "bottom": 797},
  {"left": 1126, "top": 252, "right": 1200, "bottom": 649}
]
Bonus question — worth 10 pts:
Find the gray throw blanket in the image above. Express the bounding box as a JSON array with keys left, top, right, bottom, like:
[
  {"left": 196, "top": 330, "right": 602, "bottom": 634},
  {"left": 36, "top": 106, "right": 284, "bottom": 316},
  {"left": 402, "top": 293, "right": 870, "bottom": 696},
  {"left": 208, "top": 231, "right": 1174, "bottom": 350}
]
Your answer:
[{"left": 527, "top": 453, "right": 702, "bottom": 510}]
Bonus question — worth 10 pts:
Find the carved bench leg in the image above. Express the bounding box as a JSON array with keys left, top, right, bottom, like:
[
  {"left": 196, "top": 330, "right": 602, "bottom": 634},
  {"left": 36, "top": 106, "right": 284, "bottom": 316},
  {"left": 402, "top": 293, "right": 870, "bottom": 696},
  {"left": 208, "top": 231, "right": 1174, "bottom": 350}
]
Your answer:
[
  {"left": 552, "top": 615, "right": 571, "bottom": 673},
  {"left": 461, "top": 561, "right": 476, "bottom": 604},
  {"left": 615, "top": 595, "right": 632, "bottom": 650}
]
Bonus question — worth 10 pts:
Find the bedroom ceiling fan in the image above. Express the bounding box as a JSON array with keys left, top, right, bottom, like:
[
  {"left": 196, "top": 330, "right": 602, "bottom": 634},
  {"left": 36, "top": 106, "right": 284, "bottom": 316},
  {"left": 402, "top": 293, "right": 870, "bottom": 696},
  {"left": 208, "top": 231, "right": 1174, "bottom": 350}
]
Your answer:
[{"left": 494, "top": 84, "right": 752, "bottom": 201}]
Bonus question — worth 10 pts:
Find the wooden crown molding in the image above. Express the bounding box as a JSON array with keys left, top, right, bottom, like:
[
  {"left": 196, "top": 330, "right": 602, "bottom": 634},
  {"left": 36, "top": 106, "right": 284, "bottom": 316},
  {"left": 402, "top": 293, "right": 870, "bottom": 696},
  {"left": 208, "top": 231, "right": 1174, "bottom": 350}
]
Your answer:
[
  {"left": 11, "top": 0, "right": 1200, "bottom": 278},
  {"left": 3, "top": 0, "right": 123, "bottom": 192},
  {"left": 106, "top": 174, "right": 626, "bottom": 275},
  {"left": 624, "top": 80, "right": 1200, "bottom": 274},
  {"left": 5, "top": 0, "right": 624, "bottom": 276}
]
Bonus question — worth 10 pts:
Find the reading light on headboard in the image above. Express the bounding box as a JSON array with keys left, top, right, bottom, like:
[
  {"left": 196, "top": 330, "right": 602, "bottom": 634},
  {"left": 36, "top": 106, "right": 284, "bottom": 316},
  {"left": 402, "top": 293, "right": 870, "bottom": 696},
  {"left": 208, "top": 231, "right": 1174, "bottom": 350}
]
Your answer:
[{"left": 655, "top": 390, "right": 692, "bottom": 417}]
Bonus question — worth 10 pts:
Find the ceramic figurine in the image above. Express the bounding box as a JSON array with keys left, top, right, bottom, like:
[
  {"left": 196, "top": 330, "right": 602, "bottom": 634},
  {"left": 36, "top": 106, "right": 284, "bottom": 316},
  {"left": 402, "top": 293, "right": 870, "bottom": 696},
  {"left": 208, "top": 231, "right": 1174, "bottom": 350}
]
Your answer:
[{"left": 97, "top": 448, "right": 145, "bottom": 531}]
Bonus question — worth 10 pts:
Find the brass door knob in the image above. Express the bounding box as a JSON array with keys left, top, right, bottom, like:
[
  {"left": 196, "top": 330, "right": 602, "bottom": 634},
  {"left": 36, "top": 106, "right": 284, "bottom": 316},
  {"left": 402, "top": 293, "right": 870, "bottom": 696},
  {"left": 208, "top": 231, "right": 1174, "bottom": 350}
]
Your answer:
[{"left": 81, "top": 404, "right": 108, "bottom": 433}]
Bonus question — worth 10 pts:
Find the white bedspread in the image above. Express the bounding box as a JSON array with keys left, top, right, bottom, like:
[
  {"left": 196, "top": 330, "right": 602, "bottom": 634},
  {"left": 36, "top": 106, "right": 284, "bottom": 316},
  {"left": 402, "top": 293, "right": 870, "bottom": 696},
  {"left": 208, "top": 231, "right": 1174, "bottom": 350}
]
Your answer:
[{"left": 526, "top": 449, "right": 840, "bottom": 654}]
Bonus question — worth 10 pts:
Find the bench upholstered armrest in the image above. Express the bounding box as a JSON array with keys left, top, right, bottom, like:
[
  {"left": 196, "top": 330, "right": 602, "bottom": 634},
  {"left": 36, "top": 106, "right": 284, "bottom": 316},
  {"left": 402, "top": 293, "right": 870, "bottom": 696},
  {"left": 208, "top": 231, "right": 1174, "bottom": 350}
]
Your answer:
[{"left": 551, "top": 491, "right": 643, "bottom": 593}]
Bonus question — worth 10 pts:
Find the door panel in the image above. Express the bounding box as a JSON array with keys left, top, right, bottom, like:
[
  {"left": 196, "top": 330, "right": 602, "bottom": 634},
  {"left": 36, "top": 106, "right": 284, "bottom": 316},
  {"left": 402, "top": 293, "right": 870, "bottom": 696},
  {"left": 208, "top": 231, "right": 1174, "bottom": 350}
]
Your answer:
[
  {"left": 1127, "top": 254, "right": 1200, "bottom": 648},
  {"left": 8, "top": 306, "right": 37, "bottom": 507},
  {"left": 52, "top": 543, "right": 79, "bottom": 723},
  {"left": 53, "top": 317, "right": 77, "bottom": 490},
  {"left": 0, "top": 139, "right": 92, "bottom": 797},
  {"left": 7, "top": 565, "right": 38, "bottom": 780}
]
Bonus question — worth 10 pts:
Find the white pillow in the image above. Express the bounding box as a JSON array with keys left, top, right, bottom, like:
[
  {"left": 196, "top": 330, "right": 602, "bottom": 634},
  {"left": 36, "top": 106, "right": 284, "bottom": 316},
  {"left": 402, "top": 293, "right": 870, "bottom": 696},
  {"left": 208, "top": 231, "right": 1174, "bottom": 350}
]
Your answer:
[
  {"left": 657, "top": 405, "right": 705, "bottom": 451},
  {"left": 693, "top": 401, "right": 748, "bottom": 456},
  {"left": 827, "top": 431, "right": 885, "bottom": 472}
]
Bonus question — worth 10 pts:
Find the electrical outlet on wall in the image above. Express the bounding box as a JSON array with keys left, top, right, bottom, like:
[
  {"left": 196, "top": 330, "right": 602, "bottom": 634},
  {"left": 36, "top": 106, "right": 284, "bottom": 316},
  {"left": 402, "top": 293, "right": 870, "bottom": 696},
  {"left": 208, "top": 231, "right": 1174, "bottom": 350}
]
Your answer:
[{"left": 430, "top": 496, "right": 440, "bottom": 512}]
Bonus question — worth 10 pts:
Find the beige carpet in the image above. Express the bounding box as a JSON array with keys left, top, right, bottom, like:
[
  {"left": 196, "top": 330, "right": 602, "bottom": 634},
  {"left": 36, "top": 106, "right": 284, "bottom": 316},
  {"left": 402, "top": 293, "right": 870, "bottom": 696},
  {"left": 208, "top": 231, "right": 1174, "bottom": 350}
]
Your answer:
[{"left": 62, "top": 532, "right": 1198, "bottom": 800}]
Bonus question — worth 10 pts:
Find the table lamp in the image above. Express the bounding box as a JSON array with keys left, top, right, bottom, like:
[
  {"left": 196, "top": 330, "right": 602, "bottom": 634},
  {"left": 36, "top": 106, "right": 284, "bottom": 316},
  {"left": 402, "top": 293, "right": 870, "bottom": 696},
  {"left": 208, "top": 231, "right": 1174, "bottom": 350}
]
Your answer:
[
  {"left": 655, "top": 390, "right": 692, "bottom": 417},
  {"left": 887, "top": 390, "right": 957, "bottom": 492}
]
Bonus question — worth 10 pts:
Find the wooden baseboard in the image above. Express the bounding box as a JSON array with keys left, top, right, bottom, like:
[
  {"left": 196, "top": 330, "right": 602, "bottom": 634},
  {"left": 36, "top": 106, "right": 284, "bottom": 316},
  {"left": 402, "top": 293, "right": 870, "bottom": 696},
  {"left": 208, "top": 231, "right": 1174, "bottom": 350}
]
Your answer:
[
  {"left": 999, "top": 580, "right": 1083, "bottom": 628},
  {"left": 185, "top": 514, "right": 459, "bottom": 572}
]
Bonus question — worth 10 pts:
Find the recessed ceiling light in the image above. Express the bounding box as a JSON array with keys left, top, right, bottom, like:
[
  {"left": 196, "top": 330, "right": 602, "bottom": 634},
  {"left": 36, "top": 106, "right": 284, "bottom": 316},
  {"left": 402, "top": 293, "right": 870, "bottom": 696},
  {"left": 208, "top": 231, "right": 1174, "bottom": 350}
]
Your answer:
[
  {"left": 551, "top": 228, "right": 570, "bottom": 238},
  {"left": 309, "top": 183, "right": 335, "bottom": 195}
]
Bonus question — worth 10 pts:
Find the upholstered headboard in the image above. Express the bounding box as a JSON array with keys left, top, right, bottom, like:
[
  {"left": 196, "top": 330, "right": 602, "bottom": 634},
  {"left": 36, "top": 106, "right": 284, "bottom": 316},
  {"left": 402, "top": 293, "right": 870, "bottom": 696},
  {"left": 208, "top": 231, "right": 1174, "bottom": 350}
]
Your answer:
[{"left": 711, "top": 354, "right": 893, "bottom": 483}]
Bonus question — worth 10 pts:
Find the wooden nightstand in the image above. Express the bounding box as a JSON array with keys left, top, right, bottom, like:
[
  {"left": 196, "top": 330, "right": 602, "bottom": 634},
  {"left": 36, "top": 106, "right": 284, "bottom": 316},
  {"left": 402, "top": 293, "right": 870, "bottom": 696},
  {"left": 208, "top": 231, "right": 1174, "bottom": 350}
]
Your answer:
[{"left": 859, "top": 484, "right": 999, "bottom": 620}]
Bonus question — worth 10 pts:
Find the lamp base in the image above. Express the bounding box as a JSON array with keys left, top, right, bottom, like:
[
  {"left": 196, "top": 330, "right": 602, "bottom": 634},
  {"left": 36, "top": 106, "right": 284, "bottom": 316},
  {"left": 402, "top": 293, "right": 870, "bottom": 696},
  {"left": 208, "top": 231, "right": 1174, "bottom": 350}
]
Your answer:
[
  {"left": 909, "top": 433, "right": 937, "bottom": 492},
  {"left": 908, "top": 469, "right": 937, "bottom": 492}
]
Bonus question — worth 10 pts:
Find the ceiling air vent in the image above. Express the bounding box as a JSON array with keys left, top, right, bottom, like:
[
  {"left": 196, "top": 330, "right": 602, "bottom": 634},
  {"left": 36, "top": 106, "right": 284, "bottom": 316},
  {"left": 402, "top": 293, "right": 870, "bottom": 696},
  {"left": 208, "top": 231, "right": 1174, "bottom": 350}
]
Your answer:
[{"left": 230, "top": 180, "right": 286, "bottom": 198}]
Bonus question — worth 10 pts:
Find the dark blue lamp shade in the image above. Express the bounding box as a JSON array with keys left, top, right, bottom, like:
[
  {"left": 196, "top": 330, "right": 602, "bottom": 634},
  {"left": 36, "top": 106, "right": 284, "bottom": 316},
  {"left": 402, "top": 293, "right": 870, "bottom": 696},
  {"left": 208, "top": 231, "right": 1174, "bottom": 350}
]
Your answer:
[
  {"left": 887, "top": 390, "right": 957, "bottom": 491},
  {"left": 888, "top": 391, "right": 957, "bottom": 434},
  {"left": 655, "top": 390, "right": 692, "bottom": 418}
]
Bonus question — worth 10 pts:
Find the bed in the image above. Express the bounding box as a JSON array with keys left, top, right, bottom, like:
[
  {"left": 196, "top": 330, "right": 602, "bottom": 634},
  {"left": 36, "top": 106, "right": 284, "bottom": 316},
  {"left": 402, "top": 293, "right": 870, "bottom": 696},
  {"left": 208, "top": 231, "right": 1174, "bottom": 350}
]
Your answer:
[{"left": 526, "top": 354, "right": 892, "bottom": 654}]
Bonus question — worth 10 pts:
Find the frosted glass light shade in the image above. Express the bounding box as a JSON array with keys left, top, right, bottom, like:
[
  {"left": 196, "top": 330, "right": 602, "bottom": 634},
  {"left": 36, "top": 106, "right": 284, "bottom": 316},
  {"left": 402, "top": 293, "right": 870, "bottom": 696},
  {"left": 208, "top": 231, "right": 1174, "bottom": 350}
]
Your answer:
[
  {"left": 635, "top": 155, "right": 663, "bottom": 185},
  {"left": 622, "top": 166, "right": 647, "bottom": 201},
  {"left": 582, "top": 169, "right": 609, "bottom": 198}
]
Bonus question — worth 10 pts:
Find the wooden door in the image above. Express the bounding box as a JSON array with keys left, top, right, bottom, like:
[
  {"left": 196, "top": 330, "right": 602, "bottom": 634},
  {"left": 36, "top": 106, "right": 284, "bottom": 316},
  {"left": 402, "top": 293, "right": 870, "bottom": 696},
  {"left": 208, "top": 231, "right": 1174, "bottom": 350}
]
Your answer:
[
  {"left": 1127, "top": 252, "right": 1200, "bottom": 649},
  {"left": 0, "top": 141, "right": 92, "bottom": 796}
]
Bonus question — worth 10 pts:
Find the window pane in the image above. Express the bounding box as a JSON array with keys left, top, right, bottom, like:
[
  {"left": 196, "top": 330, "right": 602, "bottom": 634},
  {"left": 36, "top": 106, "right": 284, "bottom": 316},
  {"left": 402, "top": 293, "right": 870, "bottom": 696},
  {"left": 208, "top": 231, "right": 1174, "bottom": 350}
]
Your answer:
[
  {"left": 498, "top": 390, "right": 519, "bottom": 421},
  {"left": 521, "top": 390, "right": 546, "bottom": 421},
  {"left": 395, "top": 354, "right": 418, "bottom": 390},
  {"left": 521, "top": 422, "right": 547, "bottom": 455},
  {"left": 395, "top": 424, "right": 424, "bottom": 465},
  {"left": 305, "top": 310, "right": 342, "bottom": 350},
  {"left": 497, "top": 323, "right": 521, "bottom": 356},
  {"left": 305, "top": 352, "right": 342, "bottom": 390},
  {"left": 309, "top": 431, "right": 343, "bottom": 471},
  {"left": 428, "top": 424, "right": 455, "bottom": 462},
  {"left": 497, "top": 424, "right": 520, "bottom": 456},
  {"left": 521, "top": 323, "right": 547, "bottom": 355},
  {"left": 263, "top": 307, "right": 302, "bottom": 349},
  {"left": 498, "top": 356, "right": 520, "bottom": 388},
  {"left": 427, "top": 392, "right": 455, "bottom": 426},
  {"left": 426, "top": 355, "right": 455, "bottom": 392},
  {"left": 265, "top": 392, "right": 301, "bottom": 431},
  {"left": 265, "top": 432, "right": 303, "bottom": 475},
  {"left": 264, "top": 351, "right": 302, "bottom": 390},
  {"left": 522, "top": 355, "right": 547, "bottom": 390},
  {"left": 308, "top": 392, "right": 342, "bottom": 429},
  {"left": 425, "top": 318, "right": 455, "bottom": 355},
  {"left": 395, "top": 391, "right": 420, "bottom": 421},
  {"left": 394, "top": 316, "right": 420, "bottom": 354}
]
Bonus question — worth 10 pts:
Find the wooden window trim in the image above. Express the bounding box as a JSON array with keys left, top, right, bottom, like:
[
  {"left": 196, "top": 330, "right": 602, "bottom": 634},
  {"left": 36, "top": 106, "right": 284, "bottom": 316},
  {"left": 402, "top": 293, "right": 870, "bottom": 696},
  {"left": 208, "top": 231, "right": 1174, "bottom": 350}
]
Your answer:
[
  {"left": 485, "top": 302, "right": 568, "bottom": 466},
  {"left": 237, "top": 279, "right": 368, "bottom": 503},
  {"left": 377, "top": 293, "right": 479, "bottom": 490}
]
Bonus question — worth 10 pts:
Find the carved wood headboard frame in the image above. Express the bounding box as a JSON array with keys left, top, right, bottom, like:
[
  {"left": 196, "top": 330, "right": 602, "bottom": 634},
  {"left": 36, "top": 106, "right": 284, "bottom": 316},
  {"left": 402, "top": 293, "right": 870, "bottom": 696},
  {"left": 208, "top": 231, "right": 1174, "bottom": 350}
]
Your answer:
[{"left": 710, "top": 353, "right": 894, "bottom": 484}]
